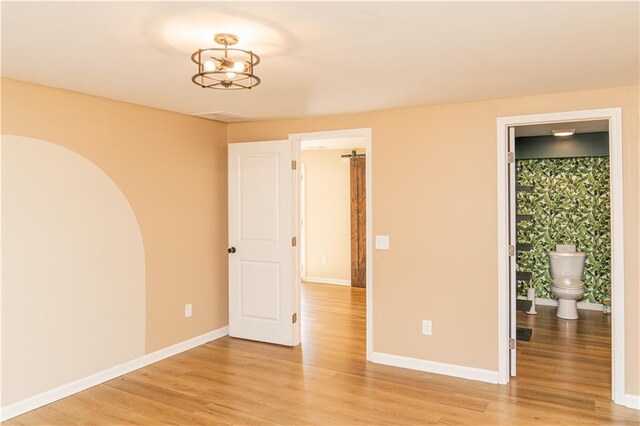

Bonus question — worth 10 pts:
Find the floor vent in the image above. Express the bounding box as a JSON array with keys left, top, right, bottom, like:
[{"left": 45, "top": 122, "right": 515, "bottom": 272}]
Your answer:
[{"left": 192, "top": 111, "right": 251, "bottom": 123}]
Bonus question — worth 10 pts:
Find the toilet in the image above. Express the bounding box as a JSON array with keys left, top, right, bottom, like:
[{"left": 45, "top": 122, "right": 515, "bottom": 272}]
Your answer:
[{"left": 548, "top": 244, "right": 586, "bottom": 320}]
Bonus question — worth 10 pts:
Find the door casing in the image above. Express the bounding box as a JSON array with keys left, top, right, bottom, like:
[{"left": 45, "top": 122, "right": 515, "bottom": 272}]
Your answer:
[
  {"left": 289, "top": 128, "right": 373, "bottom": 357},
  {"left": 300, "top": 163, "right": 306, "bottom": 281},
  {"left": 496, "top": 108, "right": 625, "bottom": 405}
]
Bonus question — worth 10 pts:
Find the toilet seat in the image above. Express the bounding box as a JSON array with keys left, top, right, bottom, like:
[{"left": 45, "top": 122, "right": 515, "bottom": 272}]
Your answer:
[
  {"left": 551, "top": 283, "right": 584, "bottom": 291},
  {"left": 552, "top": 278, "right": 584, "bottom": 288}
]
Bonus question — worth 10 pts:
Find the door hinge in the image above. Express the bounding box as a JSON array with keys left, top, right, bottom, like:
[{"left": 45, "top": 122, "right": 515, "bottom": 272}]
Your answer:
[
  {"left": 509, "top": 338, "right": 516, "bottom": 350},
  {"left": 291, "top": 160, "right": 297, "bottom": 170},
  {"left": 292, "top": 313, "right": 297, "bottom": 324},
  {"left": 508, "top": 245, "right": 515, "bottom": 256},
  {"left": 507, "top": 152, "right": 515, "bottom": 163},
  {"left": 292, "top": 236, "right": 297, "bottom": 247}
]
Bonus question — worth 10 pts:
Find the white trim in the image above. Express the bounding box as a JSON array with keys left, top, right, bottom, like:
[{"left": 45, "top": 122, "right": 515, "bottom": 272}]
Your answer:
[
  {"left": 531, "top": 298, "right": 604, "bottom": 312},
  {"left": 0, "top": 136, "right": 3, "bottom": 420},
  {"left": 497, "top": 108, "right": 625, "bottom": 404},
  {"left": 299, "top": 163, "right": 306, "bottom": 281},
  {"left": 607, "top": 109, "right": 626, "bottom": 406},
  {"left": 370, "top": 352, "right": 499, "bottom": 384},
  {"left": 625, "top": 394, "right": 640, "bottom": 410},
  {"left": 291, "top": 139, "right": 302, "bottom": 346},
  {"left": 0, "top": 326, "right": 229, "bottom": 422},
  {"left": 304, "top": 277, "right": 351, "bottom": 286},
  {"left": 289, "top": 128, "right": 373, "bottom": 359},
  {"left": 365, "top": 129, "right": 373, "bottom": 361},
  {"left": 497, "top": 119, "right": 509, "bottom": 385}
]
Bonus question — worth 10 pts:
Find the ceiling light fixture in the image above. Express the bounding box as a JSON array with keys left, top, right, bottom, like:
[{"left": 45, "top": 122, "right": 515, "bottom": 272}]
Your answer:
[
  {"left": 191, "top": 33, "right": 260, "bottom": 90},
  {"left": 552, "top": 129, "right": 576, "bottom": 137}
]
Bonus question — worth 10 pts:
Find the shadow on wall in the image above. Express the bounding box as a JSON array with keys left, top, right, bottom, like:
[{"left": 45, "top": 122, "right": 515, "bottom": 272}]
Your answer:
[{"left": 1, "top": 135, "right": 146, "bottom": 407}]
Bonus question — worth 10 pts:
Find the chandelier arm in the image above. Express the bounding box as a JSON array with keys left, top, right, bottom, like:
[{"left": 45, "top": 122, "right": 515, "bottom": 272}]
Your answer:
[{"left": 191, "top": 48, "right": 259, "bottom": 65}]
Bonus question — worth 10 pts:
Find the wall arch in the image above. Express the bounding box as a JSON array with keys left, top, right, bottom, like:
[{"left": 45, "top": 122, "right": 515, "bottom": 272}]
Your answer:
[{"left": 1, "top": 135, "right": 145, "bottom": 405}]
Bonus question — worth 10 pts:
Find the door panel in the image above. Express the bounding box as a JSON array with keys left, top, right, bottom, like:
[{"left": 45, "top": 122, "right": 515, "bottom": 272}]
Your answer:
[
  {"left": 350, "top": 156, "right": 366, "bottom": 288},
  {"left": 240, "top": 154, "right": 280, "bottom": 241},
  {"left": 228, "top": 141, "right": 296, "bottom": 346},
  {"left": 239, "top": 261, "right": 280, "bottom": 320}
]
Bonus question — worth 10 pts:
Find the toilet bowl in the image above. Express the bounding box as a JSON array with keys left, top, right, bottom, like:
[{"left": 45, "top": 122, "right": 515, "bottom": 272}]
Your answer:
[
  {"left": 550, "top": 282, "right": 584, "bottom": 320},
  {"left": 548, "top": 245, "right": 586, "bottom": 320}
]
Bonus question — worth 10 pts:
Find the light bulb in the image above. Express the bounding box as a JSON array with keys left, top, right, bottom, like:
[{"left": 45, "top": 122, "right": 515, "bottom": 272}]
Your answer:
[
  {"left": 231, "top": 61, "right": 246, "bottom": 73},
  {"left": 203, "top": 60, "right": 216, "bottom": 71},
  {"left": 226, "top": 72, "right": 237, "bottom": 79},
  {"left": 552, "top": 129, "right": 576, "bottom": 137}
]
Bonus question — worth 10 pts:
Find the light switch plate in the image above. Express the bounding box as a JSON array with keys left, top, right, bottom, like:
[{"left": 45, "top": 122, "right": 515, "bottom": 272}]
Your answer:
[
  {"left": 422, "top": 320, "right": 432, "bottom": 335},
  {"left": 375, "top": 235, "right": 390, "bottom": 250},
  {"left": 185, "top": 303, "right": 192, "bottom": 318}
]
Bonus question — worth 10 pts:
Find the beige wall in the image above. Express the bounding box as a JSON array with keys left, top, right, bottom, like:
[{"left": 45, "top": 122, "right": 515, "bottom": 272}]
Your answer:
[
  {"left": 2, "top": 135, "right": 146, "bottom": 405},
  {"left": 228, "top": 86, "right": 640, "bottom": 395},
  {"left": 301, "top": 149, "right": 352, "bottom": 282},
  {"left": 2, "top": 78, "right": 638, "bottom": 400},
  {"left": 1, "top": 78, "right": 229, "bottom": 359}
]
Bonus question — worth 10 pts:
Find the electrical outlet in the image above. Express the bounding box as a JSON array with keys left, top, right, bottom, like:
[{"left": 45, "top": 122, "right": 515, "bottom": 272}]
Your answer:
[
  {"left": 422, "top": 320, "right": 432, "bottom": 335},
  {"left": 185, "top": 303, "right": 192, "bottom": 318},
  {"left": 321, "top": 256, "right": 327, "bottom": 266}
]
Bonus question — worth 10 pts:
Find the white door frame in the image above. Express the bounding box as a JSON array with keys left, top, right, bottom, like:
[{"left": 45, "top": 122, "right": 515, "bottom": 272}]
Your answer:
[
  {"left": 496, "top": 108, "right": 625, "bottom": 405},
  {"left": 289, "top": 128, "right": 373, "bottom": 358},
  {"left": 300, "top": 163, "right": 306, "bottom": 281}
]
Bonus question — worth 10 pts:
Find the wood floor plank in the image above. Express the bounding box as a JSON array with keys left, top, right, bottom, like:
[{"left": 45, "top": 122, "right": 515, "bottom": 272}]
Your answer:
[{"left": 6, "top": 282, "right": 638, "bottom": 425}]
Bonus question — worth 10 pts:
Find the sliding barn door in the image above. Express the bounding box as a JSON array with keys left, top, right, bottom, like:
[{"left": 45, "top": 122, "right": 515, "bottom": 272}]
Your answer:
[
  {"left": 228, "top": 141, "right": 297, "bottom": 346},
  {"left": 350, "top": 156, "right": 366, "bottom": 288}
]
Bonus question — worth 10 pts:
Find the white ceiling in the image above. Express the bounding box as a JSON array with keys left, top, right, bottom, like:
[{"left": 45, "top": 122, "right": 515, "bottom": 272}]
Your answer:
[
  {"left": 516, "top": 119, "right": 609, "bottom": 137},
  {"left": 2, "top": 2, "right": 638, "bottom": 121}
]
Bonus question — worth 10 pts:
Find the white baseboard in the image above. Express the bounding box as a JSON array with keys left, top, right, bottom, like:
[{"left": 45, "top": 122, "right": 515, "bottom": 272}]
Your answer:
[
  {"left": 369, "top": 351, "right": 499, "bottom": 384},
  {"left": 532, "top": 297, "right": 603, "bottom": 312},
  {"left": 304, "top": 276, "right": 351, "bottom": 286},
  {"left": 0, "top": 325, "right": 229, "bottom": 422},
  {"left": 625, "top": 394, "right": 640, "bottom": 410}
]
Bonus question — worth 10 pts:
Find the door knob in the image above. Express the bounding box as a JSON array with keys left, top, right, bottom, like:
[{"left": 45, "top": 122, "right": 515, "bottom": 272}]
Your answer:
[{"left": 227, "top": 247, "right": 236, "bottom": 254}]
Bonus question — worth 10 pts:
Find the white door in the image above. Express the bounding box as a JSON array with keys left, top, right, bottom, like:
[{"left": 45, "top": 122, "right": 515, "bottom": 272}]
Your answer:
[
  {"left": 508, "top": 126, "right": 517, "bottom": 376},
  {"left": 228, "top": 140, "right": 297, "bottom": 346}
]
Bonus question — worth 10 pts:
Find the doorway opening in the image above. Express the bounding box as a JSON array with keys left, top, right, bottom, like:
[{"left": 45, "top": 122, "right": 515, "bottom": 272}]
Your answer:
[
  {"left": 497, "top": 109, "right": 625, "bottom": 405},
  {"left": 299, "top": 139, "right": 366, "bottom": 287},
  {"left": 290, "top": 128, "right": 373, "bottom": 358}
]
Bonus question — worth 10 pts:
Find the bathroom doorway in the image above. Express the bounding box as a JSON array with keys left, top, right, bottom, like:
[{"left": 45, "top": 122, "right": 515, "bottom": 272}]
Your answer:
[
  {"left": 496, "top": 109, "right": 625, "bottom": 405},
  {"left": 289, "top": 128, "right": 373, "bottom": 358}
]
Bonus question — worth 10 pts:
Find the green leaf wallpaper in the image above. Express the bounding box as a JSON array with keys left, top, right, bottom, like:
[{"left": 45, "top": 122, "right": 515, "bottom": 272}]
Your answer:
[{"left": 516, "top": 157, "right": 611, "bottom": 303}]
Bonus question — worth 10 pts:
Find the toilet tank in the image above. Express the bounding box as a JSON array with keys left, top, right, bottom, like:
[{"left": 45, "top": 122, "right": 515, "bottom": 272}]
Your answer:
[{"left": 548, "top": 251, "right": 586, "bottom": 281}]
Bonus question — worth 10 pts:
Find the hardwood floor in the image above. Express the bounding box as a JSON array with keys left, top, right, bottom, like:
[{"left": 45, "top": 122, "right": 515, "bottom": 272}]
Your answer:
[
  {"left": 8, "top": 283, "right": 639, "bottom": 425},
  {"left": 516, "top": 305, "right": 614, "bottom": 403}
]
